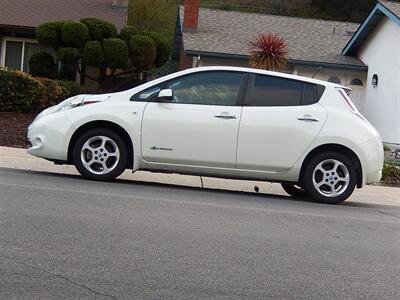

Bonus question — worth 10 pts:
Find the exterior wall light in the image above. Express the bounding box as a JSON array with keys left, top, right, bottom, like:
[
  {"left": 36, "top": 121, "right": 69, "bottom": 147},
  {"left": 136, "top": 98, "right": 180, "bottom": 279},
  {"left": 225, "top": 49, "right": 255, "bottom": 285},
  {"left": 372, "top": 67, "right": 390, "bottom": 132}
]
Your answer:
[{"left": 372, "top": 74, "right": 378, "bottom": 88}]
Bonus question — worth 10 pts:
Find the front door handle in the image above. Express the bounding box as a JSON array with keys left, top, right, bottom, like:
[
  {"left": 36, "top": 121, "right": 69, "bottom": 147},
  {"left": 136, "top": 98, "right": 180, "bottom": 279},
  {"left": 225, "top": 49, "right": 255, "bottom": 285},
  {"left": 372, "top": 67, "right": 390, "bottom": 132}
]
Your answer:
[{"left": 215, "top": 115, "right": 237, "bottom": 120}]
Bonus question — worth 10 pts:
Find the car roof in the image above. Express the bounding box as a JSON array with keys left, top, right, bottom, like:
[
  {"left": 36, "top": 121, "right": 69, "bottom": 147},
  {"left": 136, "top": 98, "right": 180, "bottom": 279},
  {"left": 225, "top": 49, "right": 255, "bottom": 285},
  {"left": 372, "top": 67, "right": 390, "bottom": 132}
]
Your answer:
[
  {"left": 177, "top": 66, "right": 346, "bottom": 88},
  {"left": 125, "top": 66, "right": 347, "bottom": 97}
]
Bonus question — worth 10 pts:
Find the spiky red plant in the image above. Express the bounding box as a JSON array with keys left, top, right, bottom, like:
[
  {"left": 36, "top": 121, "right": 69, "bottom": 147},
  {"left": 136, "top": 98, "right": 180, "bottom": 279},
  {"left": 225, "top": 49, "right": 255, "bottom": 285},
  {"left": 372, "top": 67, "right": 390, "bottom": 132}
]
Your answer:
[{"left": 249, "top": 33, "right": 288, "bottom": 70}]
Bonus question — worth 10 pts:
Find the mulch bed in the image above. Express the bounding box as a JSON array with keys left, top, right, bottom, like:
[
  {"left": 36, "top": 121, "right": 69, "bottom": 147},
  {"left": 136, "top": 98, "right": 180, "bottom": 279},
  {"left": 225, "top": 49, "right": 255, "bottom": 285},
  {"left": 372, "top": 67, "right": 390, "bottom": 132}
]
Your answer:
[{"left": 0, "top": 112, "right": 36, "bottom": 148}]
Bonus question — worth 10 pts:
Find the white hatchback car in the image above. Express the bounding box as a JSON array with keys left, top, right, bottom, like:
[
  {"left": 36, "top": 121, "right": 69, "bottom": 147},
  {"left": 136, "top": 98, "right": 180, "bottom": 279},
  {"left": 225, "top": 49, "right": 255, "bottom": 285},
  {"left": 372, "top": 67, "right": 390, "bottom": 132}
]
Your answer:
[{"left": 28, "top": 66, "right": 383, "bottom": 204}]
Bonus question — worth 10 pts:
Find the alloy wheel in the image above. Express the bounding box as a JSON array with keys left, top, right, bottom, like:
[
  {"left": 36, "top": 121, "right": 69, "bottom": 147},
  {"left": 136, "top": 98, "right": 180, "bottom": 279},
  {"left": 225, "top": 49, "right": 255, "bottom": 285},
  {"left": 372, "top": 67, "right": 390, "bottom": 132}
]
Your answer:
[
  {"left": 80, "top": 136, "right": 120, "bottom": 175},
  {"left": 312, "top": 159, "right": 350, "bottom": 198}
]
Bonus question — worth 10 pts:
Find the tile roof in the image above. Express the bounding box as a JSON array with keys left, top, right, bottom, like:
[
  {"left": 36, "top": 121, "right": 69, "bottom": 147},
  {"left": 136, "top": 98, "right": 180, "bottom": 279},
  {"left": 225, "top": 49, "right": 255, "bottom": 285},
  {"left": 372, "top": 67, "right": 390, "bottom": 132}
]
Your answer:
[
  {"left": 180, "top": 7, "right": 366, "bottom": 67},
  {"left": 380, "top": 0, "right": 400, "bottom": 18},
  {"left": 0, "top": 0, "right": 127, "bottom": 30}
]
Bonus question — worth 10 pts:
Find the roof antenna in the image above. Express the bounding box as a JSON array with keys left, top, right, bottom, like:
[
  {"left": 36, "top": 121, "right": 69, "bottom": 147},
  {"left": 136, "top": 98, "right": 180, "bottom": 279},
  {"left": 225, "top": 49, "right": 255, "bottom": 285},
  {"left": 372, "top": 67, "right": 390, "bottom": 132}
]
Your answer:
[{"left": 312, "top": 67, "right": 322, "bottom": 78}]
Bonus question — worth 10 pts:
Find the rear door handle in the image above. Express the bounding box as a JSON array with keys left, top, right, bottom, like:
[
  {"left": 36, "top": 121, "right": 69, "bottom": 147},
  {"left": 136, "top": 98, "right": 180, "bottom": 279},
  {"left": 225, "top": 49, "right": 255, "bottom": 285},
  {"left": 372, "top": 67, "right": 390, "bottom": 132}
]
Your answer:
[
  {"left": 297, "top": 117, "right": 319, "bottom": 122},
  {"left": 215, "top": 115, "right": 237, "bottom": 120}
]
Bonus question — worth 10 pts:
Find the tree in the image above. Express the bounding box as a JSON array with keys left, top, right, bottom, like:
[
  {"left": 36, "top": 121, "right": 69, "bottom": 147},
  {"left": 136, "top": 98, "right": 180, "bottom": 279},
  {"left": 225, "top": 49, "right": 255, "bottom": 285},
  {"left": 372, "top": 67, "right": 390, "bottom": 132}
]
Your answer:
[
  {"left": 35, "top": 19, "right": 164, "bottom": 90},
  {"left": 129, "top": 35, "right": 156, "bottom": 73},
  {"left": 119, "top": 25, "right": 139, "bottom": 43},
  {"left": 142, "top": 31, "right": 170, "bottom": 67},
  {"left": 249, "top": 33, "right": 288, "bottom": 71}
]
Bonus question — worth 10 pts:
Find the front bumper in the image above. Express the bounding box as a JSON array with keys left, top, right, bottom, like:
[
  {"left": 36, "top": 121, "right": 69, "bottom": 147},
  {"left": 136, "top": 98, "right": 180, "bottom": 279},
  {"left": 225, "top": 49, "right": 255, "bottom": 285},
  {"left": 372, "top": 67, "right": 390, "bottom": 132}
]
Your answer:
[{"left": 27, "top": 112, "right": 74, "bottom": 161}]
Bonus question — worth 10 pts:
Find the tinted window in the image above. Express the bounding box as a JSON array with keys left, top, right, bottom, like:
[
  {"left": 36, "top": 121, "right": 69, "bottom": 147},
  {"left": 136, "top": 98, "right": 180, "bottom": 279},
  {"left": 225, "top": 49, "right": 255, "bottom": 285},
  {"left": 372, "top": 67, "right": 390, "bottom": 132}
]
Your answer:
[
  {"left": 246, "top": 74, "right": 325, "bottom": 106},
  {"left": 302, "top": 82, "right": 325, "bottom": 105},
  {"left": 166, "top": 72, "right": 246, "bottom": 106}
]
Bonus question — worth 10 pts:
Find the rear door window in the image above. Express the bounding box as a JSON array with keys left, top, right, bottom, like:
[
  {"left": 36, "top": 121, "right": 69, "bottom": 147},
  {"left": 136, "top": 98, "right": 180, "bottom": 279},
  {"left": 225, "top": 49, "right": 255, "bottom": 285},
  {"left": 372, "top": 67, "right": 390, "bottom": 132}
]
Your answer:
[{"left": 245, "top": 74, "right": 325, "bottom": 106}]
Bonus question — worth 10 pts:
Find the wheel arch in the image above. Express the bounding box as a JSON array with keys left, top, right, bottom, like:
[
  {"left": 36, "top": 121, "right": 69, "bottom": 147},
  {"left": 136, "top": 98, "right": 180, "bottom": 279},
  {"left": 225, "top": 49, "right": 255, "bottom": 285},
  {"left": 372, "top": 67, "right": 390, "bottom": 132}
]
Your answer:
[
  {"left": 299, "top": 143, "right": 363, "bottom": 188},
  {"left": 68, "top": 120, "right": 134, "bottom": 169}
]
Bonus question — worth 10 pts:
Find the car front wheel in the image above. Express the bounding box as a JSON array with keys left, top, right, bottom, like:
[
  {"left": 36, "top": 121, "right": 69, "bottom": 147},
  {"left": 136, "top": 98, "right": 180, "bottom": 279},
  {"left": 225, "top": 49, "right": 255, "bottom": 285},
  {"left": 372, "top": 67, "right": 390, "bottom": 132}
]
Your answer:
[
  {"left": 73, "top": 128, "right": 128, "bottom": 181},
  {"left": 303, "top": 152, "right": 357, "bottom": 204}
]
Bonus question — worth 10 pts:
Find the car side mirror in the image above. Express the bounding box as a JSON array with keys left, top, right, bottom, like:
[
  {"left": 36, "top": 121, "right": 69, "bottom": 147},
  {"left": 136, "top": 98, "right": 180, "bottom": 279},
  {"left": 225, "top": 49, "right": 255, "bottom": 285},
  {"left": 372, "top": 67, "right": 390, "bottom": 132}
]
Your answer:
[{"left": 157, "top": 89, "right": 173, "bottom": 102}]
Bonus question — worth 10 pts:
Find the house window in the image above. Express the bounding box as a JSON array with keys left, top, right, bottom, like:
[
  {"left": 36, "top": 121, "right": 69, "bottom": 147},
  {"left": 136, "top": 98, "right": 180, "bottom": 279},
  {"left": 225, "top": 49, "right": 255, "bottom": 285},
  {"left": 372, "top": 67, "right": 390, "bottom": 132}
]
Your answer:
[
  {"left": 350, "top": 78, "right": 363, "bottom": 86},
  {"left": 4, "top": 41, "right": 23, "bottom": 70},
  {"left": 327, "top": 76, "right": 341, "bottom": 84},
  {"left": 1, "top": 38, "right": 54, "bottom": 73}
]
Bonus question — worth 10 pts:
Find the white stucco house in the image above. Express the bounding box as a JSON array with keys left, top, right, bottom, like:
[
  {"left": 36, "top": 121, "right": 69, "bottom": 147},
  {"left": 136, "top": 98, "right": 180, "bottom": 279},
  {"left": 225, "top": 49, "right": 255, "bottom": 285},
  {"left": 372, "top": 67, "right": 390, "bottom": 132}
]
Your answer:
[
  {"left": 175, "top": 0, "right": 400, "bottom": 144},
  {"left": 342, "top": 1, "right": 400, "bottom": 145}
]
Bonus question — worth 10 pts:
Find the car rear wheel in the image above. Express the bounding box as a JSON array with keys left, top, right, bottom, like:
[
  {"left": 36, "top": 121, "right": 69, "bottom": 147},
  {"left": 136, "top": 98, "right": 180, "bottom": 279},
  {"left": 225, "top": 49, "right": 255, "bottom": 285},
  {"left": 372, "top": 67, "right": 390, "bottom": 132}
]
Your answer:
[
  {"left": 281, "top": 182, "right": 307, "bottom": 198},
  {"left": 73, "top": 128, "right": 128, "bottom": 181},
  {"left": 303, "top": 152, "right": 357, "bottom": 204}
]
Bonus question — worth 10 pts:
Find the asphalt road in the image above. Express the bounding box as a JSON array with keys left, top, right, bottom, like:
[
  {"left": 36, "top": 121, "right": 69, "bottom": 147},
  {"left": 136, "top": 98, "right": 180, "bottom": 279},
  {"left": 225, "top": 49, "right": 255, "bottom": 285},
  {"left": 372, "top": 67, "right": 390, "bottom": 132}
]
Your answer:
[{"left": 1, "top": 167, "right": 399, "bottom": 299}]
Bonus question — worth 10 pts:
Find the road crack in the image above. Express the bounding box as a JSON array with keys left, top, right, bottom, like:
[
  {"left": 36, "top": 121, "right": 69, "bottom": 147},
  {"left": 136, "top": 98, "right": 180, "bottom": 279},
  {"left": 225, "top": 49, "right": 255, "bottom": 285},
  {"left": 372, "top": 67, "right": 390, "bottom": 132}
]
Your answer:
[
  {"left": 378, "top": 210, "right": 400, "bottom": 220},
  {"left": 3, "top": 256, "right": 118, "bottom": 300}
]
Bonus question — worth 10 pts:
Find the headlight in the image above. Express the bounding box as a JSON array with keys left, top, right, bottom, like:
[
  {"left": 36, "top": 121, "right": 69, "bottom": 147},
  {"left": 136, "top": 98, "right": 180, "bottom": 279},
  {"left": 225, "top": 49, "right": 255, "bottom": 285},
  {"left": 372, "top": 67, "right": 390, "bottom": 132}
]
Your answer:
[{"left": 35, "top": 94, "right": 112, "bottom": 120}]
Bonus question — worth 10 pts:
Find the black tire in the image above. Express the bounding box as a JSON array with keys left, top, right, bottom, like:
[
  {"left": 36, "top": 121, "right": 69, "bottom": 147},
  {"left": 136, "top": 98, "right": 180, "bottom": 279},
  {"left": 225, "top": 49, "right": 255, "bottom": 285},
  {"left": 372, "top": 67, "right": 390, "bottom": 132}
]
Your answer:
[
  {"left": 73, "top": 128, "right": 128, "bottom": 181},
  {"left": 281, "top": 182, "right": 308, "bottom": 198},
  {"left": 303, "top": 152, "right": 357, "bottom": 204}
]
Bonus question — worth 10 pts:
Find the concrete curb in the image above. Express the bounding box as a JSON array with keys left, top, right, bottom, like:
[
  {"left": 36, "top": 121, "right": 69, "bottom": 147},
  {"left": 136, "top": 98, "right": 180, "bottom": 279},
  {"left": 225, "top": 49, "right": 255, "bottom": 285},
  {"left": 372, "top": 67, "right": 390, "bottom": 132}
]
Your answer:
[{"left": 1, "top": 146, "right": 399, "bottom": 207}]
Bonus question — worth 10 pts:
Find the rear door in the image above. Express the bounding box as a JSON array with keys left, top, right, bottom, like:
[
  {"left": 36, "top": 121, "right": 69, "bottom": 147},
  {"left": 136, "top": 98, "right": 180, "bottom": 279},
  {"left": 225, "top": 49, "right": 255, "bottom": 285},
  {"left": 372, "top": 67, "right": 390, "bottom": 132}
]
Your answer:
[
  {"left": 141, "top": 71, "right": 248, "bottom": 168},
  {"left": 237, "top": 74, "right": 327, "bottom": 172}
]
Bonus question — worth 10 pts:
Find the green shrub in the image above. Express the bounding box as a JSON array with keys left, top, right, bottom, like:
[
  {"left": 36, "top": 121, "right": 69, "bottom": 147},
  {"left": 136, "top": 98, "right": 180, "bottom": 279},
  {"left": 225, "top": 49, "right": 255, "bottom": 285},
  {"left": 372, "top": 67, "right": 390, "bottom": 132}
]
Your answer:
[
  {"left": 58, "top": 80, "right": 87, "bottom": 98},
  {"left": 29, "top": 52, "right": 56, "bottom": 78},
  {"left": 142, "top": 31, "right": 170, "bottom": 67},
  {"left": 103, "top": 38, "right": 129, "bottom": 69},
  {"left": 81, "top": 18, "right": 117, "bottom": 41},
  {"left": 61, "top": 22, "right": 89, "bottom": 49},
  {"left": 0, "top": 67, "right": 43, "bottom": 112},
  {"left": 382, "top": 164, "right": 400, "bottom": 186},
  {"left": 0, "top": 67, "right": 87, "bottom": 113},
  {"left": 36, "top": 20, "right": 71, "bottom": 48},
  {"left": 119, "top": 26, "right": 139, "bottom": 43},
  {"left": 35, "top": 77, "right": 68, "bottom": 109},
  {"left": 129, "top": 35, "right": 156, "bottom": 72},
  {"left": 57, "top": 47, "right": 81, "bottom": 64},
  {"left": 83, "top": 41, "right": 104, "bottom": 66}
]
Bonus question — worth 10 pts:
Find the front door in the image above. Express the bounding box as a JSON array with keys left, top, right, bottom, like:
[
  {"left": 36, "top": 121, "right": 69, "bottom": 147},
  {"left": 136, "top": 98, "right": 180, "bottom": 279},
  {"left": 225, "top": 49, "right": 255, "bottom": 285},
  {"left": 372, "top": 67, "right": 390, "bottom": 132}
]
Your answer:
[
  {"left": 141, "top": 71, "right": 247, "bottom": 168},
  {"left": 237, "top": 74, "right": 328, "bottom": 172}
]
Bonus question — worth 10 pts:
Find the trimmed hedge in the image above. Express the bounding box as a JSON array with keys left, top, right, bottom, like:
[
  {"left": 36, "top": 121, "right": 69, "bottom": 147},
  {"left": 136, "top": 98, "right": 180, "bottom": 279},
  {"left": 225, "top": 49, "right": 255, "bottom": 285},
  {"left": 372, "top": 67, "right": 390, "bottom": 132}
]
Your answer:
[
  {"left": 29, "top": 52, "right": 56, "bottom": 78},
  {"left": 103, "top": 38, "right": 129, "bottom": 69},
  {"left": 36, "top": 20, "right": 72, "bottom": 49},
  {"left": 119, "top": 26, "right": 139, "bottom": 43},
  {"left": 81, "top": 18, "right": 117, "bottom": 41},
  {"left": 142, "top": 31, "right": 170, "bottom": 67},
  {"left": 83, "top": 41, "right": 104, "bottom": 66},
  {"left": 57, "top": 47, "right": 81, "bottom": 64},
  {"left": 61, "top": 22, "right": 89, "bottom": 49},
  {"left": 129, "top": 35, "right": 156, "bottom": 72},
  {"left": 0, "top": 67, "right": 84, "bottom": 113}
]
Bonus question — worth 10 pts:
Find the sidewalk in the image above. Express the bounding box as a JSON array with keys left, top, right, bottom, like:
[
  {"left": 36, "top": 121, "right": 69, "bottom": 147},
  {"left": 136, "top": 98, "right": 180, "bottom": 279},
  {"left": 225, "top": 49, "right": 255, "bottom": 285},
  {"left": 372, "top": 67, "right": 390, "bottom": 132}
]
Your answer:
[{"left": 1, "top": 146, "right": 399, "bottom": 207}]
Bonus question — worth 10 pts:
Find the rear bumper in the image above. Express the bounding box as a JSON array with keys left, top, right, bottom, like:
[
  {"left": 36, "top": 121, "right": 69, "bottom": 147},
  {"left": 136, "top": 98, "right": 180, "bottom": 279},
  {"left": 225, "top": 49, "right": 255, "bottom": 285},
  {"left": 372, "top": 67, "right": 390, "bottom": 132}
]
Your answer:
[{"left": 359, "top": 137, "right": 384, "bottom": 185}]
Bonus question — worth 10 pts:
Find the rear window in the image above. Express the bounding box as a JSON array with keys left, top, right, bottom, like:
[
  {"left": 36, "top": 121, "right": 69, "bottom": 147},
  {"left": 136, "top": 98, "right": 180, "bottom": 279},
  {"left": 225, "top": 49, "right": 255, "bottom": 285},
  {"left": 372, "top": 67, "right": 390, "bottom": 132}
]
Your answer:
[{"left": 245, "top": 74, "right": 325, "bottom": 106}]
